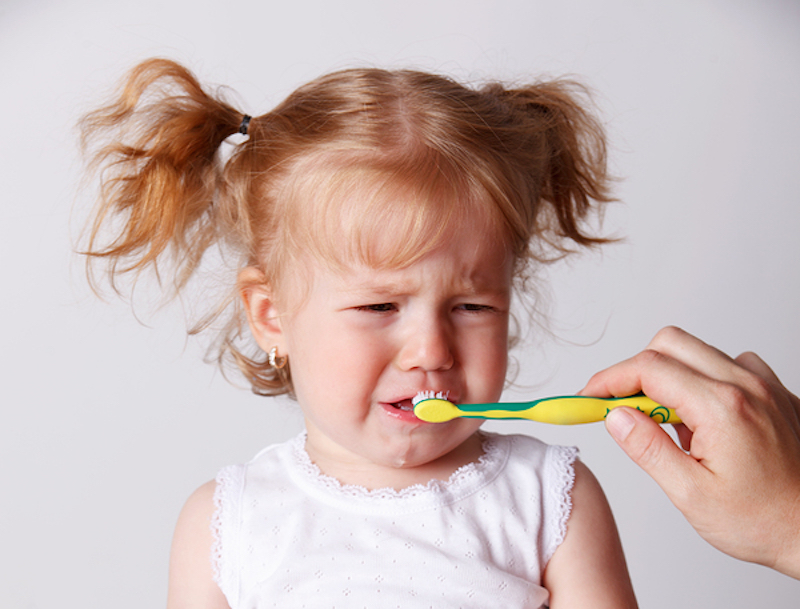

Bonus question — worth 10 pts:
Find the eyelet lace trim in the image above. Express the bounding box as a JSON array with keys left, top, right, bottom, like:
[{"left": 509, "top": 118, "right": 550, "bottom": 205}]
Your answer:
[
  {"left": 211, "top": 463, "right": 244, "bottom": 594},
  {"left": 543, "top": 445, "right": 578, "bottom": 562},
  {"left": 289, "top": 431, "right": 505, "bottom": 505}
]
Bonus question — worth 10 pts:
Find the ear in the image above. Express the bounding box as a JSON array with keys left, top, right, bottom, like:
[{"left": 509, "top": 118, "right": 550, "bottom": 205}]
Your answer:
[{"left": 238, "top": 267, "right": 286, "bottom": 355}]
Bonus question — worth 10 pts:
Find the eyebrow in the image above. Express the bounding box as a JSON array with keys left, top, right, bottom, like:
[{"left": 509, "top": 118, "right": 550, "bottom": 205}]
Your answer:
[
  {"left": 338, "top": 281, "right": 413, "bottom": 298},
  {"left": 339, "top": 278, "right": 510, "bottom": 299}
]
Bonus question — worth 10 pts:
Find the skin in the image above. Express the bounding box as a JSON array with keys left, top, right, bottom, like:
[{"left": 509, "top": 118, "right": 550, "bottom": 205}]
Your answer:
[
  {"left": 582, "top": 326, "right": 800, "bottom": 579},
  {"left": 167, "top": 218, "right": 637, "bottom": 608},
  {"left": 543, "top": 461, "right": 637, "bottom": 608},
  {"left": 252, "top": 234, "right": 511, "bottom": 490}
]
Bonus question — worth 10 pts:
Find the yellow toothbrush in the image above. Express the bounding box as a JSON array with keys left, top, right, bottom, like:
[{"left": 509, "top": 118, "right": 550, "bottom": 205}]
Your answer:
[{"left": 412, "top": 392, "right": 680, "bottom": 425}]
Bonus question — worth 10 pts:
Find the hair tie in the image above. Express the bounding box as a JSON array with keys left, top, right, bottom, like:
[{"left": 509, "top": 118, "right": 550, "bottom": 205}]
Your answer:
[{"left": 239, "top": 114, "right": 252, "bottom": 135}]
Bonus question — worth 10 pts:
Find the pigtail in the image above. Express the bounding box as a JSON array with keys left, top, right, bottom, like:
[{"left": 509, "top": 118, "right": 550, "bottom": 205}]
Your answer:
[
  {"left": 485, "top": 81, "right": 614, "bottom": 259},
  {"left": 79, "top": 58, "right": 247, "bottom": 292},
  {"left": 79, "top": 61, "right": 617, "bottom": 399}
]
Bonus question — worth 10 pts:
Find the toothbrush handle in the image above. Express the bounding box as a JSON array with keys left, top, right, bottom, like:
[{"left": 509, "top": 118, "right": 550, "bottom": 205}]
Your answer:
[{"left": 461, "top": 395, "right": 681, "bottom": 425}]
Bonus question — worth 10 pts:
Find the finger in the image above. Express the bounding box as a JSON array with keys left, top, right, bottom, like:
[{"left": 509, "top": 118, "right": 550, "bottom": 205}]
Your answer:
[
  {"left": 579, "top": 353, "right": 643, "bottom": 399},
  {"left": 605, "top": 407, "right": 706, "bottom": 508},
  {"left": 581, "top": 348, "right": 721, "bottom": 431},
  {"left": 646, "top": 326, "right": 743, "bottom": 384},
  {"left": 736, "top": 352, "right": 800, "bottom": 432},
  {"left": 734, "top": 351, "right": 782, "bottom": 385}
]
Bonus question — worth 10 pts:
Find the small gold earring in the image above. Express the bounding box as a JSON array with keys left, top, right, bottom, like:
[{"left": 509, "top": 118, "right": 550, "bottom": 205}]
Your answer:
[{"left": 268, "top": 346, "right": 287, "bottom": 369}]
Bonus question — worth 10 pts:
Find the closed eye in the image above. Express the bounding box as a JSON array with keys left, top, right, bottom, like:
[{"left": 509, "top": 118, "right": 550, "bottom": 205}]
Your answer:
[
  {"left": 356, "top": 303, "right": 398, "bottom": 313},
  {"left": 457, "top": 303, "right": 497, "bottom": 313}
]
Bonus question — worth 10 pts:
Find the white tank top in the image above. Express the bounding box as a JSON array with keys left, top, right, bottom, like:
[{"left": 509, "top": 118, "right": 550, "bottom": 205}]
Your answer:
[{"left": 212, "top": 432, "right": 577, "bottom": 608}]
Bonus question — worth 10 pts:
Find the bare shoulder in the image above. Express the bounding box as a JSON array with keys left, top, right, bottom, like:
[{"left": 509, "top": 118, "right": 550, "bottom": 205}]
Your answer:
[
  {"left": 166, "top": 480, "right": 231, "bottom": 609},
  {"left": 542, "top": 460, "right": 638, "bottom": 609}
]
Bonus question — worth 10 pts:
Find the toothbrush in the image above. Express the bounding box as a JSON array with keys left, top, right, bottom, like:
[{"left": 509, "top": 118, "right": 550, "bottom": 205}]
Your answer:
[{"left": 412, "top": 392, "right": 681, "bottom": 425}]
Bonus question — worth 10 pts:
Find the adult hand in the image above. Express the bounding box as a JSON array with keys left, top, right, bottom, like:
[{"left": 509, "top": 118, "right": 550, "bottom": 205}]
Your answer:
[{"left": 581, "top": 326, "right": 800, "bottom": 579}]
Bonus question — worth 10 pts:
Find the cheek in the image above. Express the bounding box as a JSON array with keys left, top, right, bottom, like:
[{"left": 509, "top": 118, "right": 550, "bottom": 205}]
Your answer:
[
  {"left": 486, "top": 322, "right": 511, "bottom": 387},
  {"left": 287, "top": 322, "right": 381, "bottom": 400},
  {"left": 487, "top": 348, "right": 509, "bottom": 393},
  {"left": 463, "top": 326, "right": 509, "bottom": 395}
]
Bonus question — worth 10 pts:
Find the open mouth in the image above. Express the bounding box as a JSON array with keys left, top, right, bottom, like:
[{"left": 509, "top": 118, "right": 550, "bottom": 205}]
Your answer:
[
  {"left": 388, "top": 391, "right": 452, "bottom": 414},
  {"left": 389, "top": 399, "right": 415, "bottom": 412}
]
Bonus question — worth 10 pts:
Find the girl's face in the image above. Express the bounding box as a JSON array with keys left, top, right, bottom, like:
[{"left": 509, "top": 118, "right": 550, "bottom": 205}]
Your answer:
[{"left": 264, "top": 216, "right": 513, "bottom": 488}]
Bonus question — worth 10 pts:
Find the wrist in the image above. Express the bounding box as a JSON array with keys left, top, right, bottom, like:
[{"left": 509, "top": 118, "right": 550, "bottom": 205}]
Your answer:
[{"left": 771, "top": 492, "right": 800, "bottom": 580}]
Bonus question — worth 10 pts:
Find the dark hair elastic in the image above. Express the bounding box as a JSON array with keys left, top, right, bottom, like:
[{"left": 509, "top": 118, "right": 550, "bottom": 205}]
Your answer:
[{"left": 239, "top": 114, "right": 252, "bottom": 135}]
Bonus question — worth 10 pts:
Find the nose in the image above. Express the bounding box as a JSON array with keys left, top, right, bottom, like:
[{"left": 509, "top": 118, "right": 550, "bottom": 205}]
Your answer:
[{"left": 396, "top": 315, "right": 455, "bottom": 372}]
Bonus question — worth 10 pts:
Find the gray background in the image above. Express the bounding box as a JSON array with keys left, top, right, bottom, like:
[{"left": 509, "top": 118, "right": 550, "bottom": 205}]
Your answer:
[{"left": 1, "top": 0, "right": 798, "bottom": 606}]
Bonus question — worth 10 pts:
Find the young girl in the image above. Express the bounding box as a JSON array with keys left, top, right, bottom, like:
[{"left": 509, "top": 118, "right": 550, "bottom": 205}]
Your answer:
[{"left": 81, "top": 59, "right": 637, "bottom": 608}]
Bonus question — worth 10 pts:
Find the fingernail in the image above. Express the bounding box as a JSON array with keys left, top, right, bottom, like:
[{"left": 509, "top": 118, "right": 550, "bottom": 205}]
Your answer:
[{"left": 606, "top": 408, "right": 635, "bottom": 442}]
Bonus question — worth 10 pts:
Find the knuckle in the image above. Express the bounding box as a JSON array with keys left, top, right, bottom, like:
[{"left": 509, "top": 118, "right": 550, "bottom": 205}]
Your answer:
[
  {"left": 635, "top": 348, "right": 667, "bottom": 368},
  {"left": 737, "top": 350, "right": 759, "bottom": 363},
  {"left": 715, "top": 381, "right": 752, "bottom": 417},
  {"left": 649, "top": 325, "right": 685, "bottom": 350},
  {"left": 746, "top": 373, "right": 774, "bottom": 403}
]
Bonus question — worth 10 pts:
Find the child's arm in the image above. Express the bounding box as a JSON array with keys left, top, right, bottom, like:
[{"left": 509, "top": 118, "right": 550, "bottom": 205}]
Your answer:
[
  {"left": 542, "top": 461, "right": 638, "bottom": 608},
  {"left": 166, "top": 481, "right": 231, "bottom": 609}
]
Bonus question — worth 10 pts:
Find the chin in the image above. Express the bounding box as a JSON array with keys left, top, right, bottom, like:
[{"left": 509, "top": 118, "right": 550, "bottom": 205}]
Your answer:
[{"left": 380, "top": 441, "right": 450, "bottom": 471}]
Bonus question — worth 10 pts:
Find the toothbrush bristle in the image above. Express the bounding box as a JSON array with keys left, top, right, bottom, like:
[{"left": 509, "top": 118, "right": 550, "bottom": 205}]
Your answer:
[{"left": 412, "top": 390, "right": 450, "bottom": 406}]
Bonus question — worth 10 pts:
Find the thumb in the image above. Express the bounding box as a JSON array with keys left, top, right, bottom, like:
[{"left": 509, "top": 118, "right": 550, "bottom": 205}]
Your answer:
[{"left": 605, "top": 407, "right": 701, "bottom": 503}]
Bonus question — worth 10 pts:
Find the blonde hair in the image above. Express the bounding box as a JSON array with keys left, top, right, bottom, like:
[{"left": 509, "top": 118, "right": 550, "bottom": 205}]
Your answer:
[{"left": 80, "top": 58, "right": 613, "bottom": 396}]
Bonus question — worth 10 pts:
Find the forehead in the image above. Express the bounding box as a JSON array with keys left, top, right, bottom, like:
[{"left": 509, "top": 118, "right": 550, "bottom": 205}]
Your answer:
[
  {"left": 277, "top": 152, "right": 511, "bottom": 273},
  {"left": 292, "top": 232, "right": 513, "bottom": 316},
  {"left": 332, "top": 222, "right": 514, "bottom": 293}
]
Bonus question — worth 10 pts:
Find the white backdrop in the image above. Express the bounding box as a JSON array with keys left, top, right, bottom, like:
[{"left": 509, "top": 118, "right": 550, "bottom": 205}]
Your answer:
[{"left": 1, "top": 0, "right": 798, "bottom": 607}]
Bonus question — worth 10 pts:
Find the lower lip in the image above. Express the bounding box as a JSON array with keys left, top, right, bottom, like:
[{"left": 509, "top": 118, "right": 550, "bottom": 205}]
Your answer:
[{"left": 380, "top": 403, "right": 428, "bottom": 424}]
